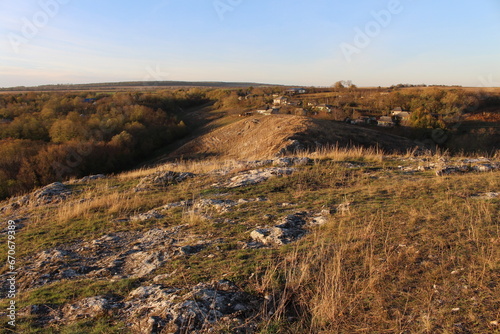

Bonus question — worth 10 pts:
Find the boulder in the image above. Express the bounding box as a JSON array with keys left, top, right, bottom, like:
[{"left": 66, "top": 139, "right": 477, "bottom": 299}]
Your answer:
[
  {"left": 20, "top": 228, "right": 180, "bottom": 289},
  {"left": 123, "top": 251, "right": 167, "bottom": 278},
  {"left": 31, "top": 182, "right": 72, "bottom": 206},
  {"left": 123, "top": 281, "right": 258, "bottom": 334},
  {"left": 471, "top": 192, "right": 500, "bottom": 199},
  {"left": 63, "top": 296, "right": 121, "bottom": 322},
  {"left": 217, "top": 167, "right": 296, "bottom": 188},
  {"left": 180, "top": 244, "right": 205, "bottom": 255},
  {"left": 273, "top": 157, "right": 313, "bottom": 167},
  {"left": 435, "top": 165, "right": 471, "bottom": 176},
  {"left": 136, "top": 171, "right": 195, "bottom": 191},
  {"left": 70, "top": 174, "right": 106, "bottom": 184},
  {"left": 251, "top": 213, "right": 308, "bottom": 246},
  {"left": 473, "top": 164, "right": 495, "bottom": 172},
  {"left": 131, "top": 210, "right": 165, "bottom": 222},
  {"left": 436, "top": 163, "right": 498, "bottom": 176},
  {"left": 193, "top": 199, "right": 237, "bottom": 213}
]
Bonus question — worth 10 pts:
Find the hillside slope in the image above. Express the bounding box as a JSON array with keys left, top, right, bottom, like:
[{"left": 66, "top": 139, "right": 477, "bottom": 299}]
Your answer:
[
  {"left": 0, "top": 148, "right": 498, "bottom": 333},
  {"left": 170, "top": 115, "right": 418, "bottom": 160}
]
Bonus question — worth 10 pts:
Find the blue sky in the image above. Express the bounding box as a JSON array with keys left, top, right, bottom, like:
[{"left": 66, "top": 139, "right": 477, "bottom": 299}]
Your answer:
[{"left": 1, "top": 0, "right": 499, "bottom": 87}]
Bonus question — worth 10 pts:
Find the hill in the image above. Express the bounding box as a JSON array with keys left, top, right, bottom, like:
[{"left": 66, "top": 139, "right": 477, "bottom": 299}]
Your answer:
[
  {"left": 0, "top": 87, "right": 499, "bottom": 334},
  {"left": 0, "top": 81, "right": 281, "bottom": 92},
  {"left": 169, "top": 115, "right": 418, "bottom": 160},
  {"left": 0, "top": 145, "right": 498, "bottom": 333}
]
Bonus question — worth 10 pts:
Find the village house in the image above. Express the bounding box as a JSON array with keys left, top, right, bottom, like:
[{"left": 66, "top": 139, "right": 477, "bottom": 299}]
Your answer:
[
  {"left": 377, "top": 116, "right": 395, "bottom": 127},
  {"left": 273, "top": 96, "right": 288, "bottom": 105},
  {"left": 354, "top": 115, "right": 377, "bottom": 125},
  {"left": 316, "top": 104, "right": 334, "bottom": 113},
  {"left": 391, "top": 107, "right": 412, "bottom": 125},
  {"left": 256, "top": 108, "right": 280, "bottom": 116},
  {"left": 395, "top": 111, "right": 412, "bottom": 124},
  {"left": 391, "top": 107, "right": 412, "bottom": 118},
  {"left": 287, "top": 100, "right": 301, "bottom": 107},
  {"left": 394, "top": 111, "right": 412, "bottom": 120},
  {"left": 238, "top": 112, "right": 254, "bottom": 117},
  {"left": 287, "top": 88, "right": 307, "bottom": 95}
]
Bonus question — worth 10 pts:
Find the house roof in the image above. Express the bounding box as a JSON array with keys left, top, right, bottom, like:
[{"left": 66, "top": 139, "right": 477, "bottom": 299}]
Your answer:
[{"left": 395, "top": 111, "right": 411, "bottom": 117}]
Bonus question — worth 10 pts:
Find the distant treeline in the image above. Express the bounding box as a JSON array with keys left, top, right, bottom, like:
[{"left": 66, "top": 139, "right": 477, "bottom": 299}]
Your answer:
[
  {"left": 0, "top": 81, "right": 277, "bottom": 92},
  {"left": 0, "top": 89, "right": 209, "bottom": 199}
]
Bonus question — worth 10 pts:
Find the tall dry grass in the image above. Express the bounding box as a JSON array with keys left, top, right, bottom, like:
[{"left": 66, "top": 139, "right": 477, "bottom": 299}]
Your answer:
[
  {"left": 295, "top": 144, "right": 385, "bottom": 163},
  {"left": 117, "top": 158, "right": 245, "bottom": 180},
  {"left": 56, "top": 191, "right": 148, "bottom": 222},
  {"left": 258, "top": 171, "right": 500, "bottom": 333},
  {"left": 258, "top": 215, "right": 393, "bottom": 332},
  {"left": 55, "top": 181, "right": 164, "bottom": 223}
]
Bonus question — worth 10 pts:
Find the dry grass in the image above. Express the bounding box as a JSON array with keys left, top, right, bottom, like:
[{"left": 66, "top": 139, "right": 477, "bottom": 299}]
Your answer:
[
  {"left": 170, "top": 115, "right": 310, "bottom": 160},
  {"left": 117, "top": 158, "right": 244, "bottom": 180},
  {"left": 296, "top": 144, "right": 385, "bottom": 163},
  {"left": 181, "top": 201, "right": 208, "bottom": 226},
  {"left": 53, "top": 181, "right": 141, "bottom": 221},
  {"left": 55, "top": 191, "right": 147, "bottom": 222},
  {"left": 3, "top": 145, "right": 499, "bottom": 333},
  {"left": 258, "top": 169, "right": 500, "bottom": 333}
]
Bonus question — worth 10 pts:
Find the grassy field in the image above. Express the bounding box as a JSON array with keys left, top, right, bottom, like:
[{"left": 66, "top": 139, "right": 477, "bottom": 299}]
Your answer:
[{"left": 0, "top": 146, "right": 498, "bottom": 333}]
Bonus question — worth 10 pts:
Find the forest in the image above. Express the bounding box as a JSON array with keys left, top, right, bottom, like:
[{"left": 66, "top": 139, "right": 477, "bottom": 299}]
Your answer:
[{"left": 0, "top": 89, "right": 208, "bottom": 199}]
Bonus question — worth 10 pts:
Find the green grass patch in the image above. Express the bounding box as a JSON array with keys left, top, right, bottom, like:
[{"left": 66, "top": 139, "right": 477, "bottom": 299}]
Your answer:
[{"left": 17, "top": 279, "right": 139, "bottom": 308}]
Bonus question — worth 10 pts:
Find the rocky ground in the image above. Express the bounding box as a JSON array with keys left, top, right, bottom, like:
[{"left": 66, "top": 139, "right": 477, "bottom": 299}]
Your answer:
[{"left": 0, "top": 153, "right": 498, "bottom": 333}]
